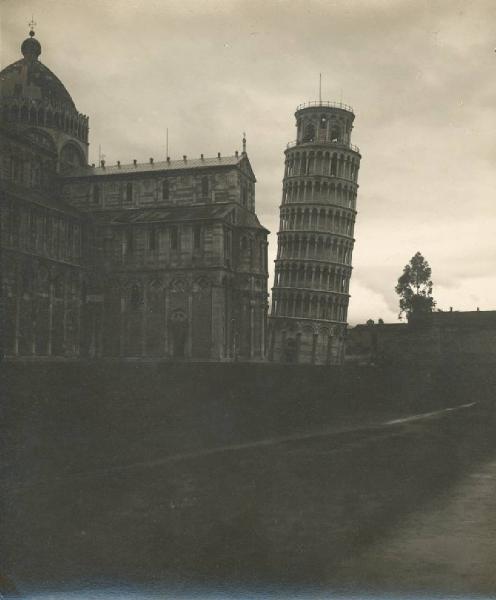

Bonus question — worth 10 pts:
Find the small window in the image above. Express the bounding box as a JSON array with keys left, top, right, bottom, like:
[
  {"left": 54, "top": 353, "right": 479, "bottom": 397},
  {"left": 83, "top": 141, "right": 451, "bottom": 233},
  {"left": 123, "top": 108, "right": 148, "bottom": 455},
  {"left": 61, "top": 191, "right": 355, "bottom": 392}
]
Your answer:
[
  {"left": 241, "top": 185, "right": 247, "bottom": 208},
  {"left": 92, "top": 184, "right": 100, "bottom": 204},
  {"left": 193, "top": 225, "right": 201, "bottom": 250},
  {"left": 320, "top": 114, "right": 327, "bottom": 129},
  {"left": 170, "top": 225, "right": 178, "bottom": 250},
  {"left": 201, "top": 176, "right": 209, "bottom": 197},
  {"left": 162, "top": 179, "right": 169, "bottom": 200},
  {"left": 126, "top": 182, "right": 133, "bottom": 202}
]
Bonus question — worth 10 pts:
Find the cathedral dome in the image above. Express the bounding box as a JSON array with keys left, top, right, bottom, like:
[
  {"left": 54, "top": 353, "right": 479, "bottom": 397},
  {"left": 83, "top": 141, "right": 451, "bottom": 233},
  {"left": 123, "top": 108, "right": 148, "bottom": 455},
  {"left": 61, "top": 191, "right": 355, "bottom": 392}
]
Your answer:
[
  {"left": 0, "top": 31, "right": 76, "bottom": 110},
  {"left": 0, "top": 28, "right": 88, "bottom": 145}
]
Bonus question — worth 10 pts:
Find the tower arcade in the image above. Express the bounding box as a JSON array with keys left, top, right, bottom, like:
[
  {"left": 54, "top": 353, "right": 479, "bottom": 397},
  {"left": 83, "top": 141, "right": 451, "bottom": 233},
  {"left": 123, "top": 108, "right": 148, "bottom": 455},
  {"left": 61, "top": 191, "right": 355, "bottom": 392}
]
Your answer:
[{"left": 269, "top": 101, "right": 361, "bottom": 364}]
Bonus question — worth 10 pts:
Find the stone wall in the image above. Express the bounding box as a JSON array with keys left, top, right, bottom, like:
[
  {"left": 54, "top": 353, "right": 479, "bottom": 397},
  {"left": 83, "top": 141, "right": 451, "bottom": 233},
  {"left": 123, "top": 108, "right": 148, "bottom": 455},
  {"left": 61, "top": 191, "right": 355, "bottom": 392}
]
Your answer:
[{"left": 346, "top": 311, "right": 496, "bottom": 365}]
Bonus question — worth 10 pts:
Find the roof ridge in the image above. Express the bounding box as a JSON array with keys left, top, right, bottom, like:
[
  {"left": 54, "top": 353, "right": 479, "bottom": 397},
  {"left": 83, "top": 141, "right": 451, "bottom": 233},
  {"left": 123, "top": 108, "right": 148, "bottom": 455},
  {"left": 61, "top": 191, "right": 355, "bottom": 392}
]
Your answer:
[
  {"left": 104, "top": 154, "right": 240, "bottom": 168},
  {"left": 64, "top": 154, "right": 247, "bottom": 178}
]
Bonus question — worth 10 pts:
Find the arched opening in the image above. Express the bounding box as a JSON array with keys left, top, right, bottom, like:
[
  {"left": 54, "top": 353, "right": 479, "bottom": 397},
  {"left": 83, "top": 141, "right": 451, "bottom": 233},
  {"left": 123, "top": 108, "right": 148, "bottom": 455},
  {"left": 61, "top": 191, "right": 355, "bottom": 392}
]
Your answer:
[
  {"left": 60, "top": 142, "right": 86, "bottom": 173},
  {"left": 330, "top": 155, "right": 337, "bottom": 176},
  {"left": 303, "top": 123, "right": 315, "bottom": 143},
  {"left": 130, "top": 284, "right": 141, "bottom": 310},
  {"left": 300, "top": 154, "right": 307, "bottom": 175},
  {"left": 284, "top": 337, "right": 298, "bottom": 363}
]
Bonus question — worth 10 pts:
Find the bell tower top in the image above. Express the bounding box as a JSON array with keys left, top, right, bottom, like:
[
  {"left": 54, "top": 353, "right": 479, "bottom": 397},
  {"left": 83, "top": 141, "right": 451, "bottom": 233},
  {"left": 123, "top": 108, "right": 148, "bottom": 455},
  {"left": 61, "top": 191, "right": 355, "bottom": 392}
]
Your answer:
[{"left": 294, "top": 101, "right": 356, "bottom": 148}]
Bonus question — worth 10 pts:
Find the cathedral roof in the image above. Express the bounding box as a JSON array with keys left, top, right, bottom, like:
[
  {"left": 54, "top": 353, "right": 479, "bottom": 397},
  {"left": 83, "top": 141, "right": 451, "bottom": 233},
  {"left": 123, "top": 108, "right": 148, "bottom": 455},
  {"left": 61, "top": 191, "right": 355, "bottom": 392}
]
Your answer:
[
  {"left": 0, "top": 30, "right": 76, "bottom": 111},
  {"left": 67, "top": 154, "right": 252, "bottom": 177},
  {"left": 108, "top": 203, "right": 268, "bottom": 232}
]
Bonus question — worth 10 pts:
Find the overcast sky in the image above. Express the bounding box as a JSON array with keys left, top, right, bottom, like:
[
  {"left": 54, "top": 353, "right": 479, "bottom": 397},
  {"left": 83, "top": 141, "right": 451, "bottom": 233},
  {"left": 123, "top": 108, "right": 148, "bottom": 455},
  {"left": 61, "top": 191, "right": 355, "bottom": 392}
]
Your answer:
[{"left": 2, "top": 0, "right": 496, "bottom": 324}]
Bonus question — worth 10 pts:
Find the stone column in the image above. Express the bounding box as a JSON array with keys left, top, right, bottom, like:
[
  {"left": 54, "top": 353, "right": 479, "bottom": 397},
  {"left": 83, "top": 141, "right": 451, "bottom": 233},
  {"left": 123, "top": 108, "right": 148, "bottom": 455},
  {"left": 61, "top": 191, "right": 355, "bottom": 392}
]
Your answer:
[
  {"left": 141, "top": 282, "right": 147, "bottom": 357},
  {"left": 187, "top": 292, "right": 193, "bottom": 358},
  {"left": 164, "top": 289, "right": 169, "bottom": 356},
  {"left": 47, "top": 280, "right": 53, "bottom": 356},
  {"left": 119, "top": 294, "right": 125, "bottom": 357},
  {"left": 249, "top": 300, "right": 254, "bottom": 359}
]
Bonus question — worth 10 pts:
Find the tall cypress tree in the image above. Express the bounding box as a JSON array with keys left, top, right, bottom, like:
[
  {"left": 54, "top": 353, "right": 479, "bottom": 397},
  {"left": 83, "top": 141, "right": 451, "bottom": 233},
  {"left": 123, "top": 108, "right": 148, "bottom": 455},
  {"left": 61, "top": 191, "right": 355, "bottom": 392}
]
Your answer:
[{"left": 395, "top": 252, "right": 436, "bottom": 319}]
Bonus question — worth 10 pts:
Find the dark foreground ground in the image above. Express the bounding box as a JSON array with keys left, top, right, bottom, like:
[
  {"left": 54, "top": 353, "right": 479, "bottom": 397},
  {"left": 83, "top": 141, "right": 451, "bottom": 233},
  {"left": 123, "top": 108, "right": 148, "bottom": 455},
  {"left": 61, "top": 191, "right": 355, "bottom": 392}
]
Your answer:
[{"left": 1, "top": 362, "right": 496, "bottom": 598}]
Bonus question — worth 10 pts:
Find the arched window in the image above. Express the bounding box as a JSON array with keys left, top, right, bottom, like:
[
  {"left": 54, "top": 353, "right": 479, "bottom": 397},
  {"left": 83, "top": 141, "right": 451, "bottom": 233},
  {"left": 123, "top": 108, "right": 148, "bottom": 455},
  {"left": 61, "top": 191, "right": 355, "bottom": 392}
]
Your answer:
[
  {"left": 300, "top": 155, "right": 307, "bottom": 175},
  {"left": 170, "top": 225, "right": 178, "bottom": 250},
  {"left": 31, "top": 161, "right": 41, "bottom": 187},
  {"left": 330, "top": 155, "right": 337, "bottom": 176},
  {"left": 126, "top": 230, "right": 134, "bottom": 255},
  {"left": 126, "top": 182, "right": 133, "bottom": 203},
  {"left": 224, "top": 228, "right": 232, "bottom": 260},
  {"left": 320, "top": 114, "right": 327, "bottom": 129},
  {"left": 54, "top": 276, "right": 65, "bottom": 299},
  {"left": 194, "top": 224, "right": 202, "bottom": 250},
  {"left": 92, "top": 184, "right": 100, "bottom": 204},
  {"left": 162, "top": 179, "right": 169, "bottom": 200},
  {"left": 330, "top": 127, "right": 340, "bottom": 143},
  {"left": 303, "top": 123, "right": 315, "bottom": 143},
  {"left": 10, "top": 156, "right": 24, "bottom": 182},
  {"left": 81, "top": 281, "right": 87, "bottom": 303},
  {"left": 130, "top": 284, "right": 141, "bottom": 310},
  {"left": 22, "top": 261, "right": 34, "bottom": 294},
  {"left": 201, "top": 176, "right": 209, "bottom": 198},
  {"left": 29, "top": 210, "right": 37, "bottom": 248},
  {"left": 149, "top": 228, "right": 156, "bottom": 251}
]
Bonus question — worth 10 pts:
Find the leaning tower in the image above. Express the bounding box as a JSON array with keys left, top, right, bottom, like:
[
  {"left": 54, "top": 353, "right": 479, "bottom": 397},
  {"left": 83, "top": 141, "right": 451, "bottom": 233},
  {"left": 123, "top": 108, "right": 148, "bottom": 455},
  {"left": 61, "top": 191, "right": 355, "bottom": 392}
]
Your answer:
[{"left": 269, "top": 101, "right": 361, "bottom": 364}]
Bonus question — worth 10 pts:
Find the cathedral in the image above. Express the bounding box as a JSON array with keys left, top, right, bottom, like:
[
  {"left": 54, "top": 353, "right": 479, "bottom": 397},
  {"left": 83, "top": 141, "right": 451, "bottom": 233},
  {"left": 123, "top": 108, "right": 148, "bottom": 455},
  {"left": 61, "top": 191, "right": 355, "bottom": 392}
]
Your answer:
[{"left": 0, "top": 28, "right": 269, "bottom": 361}]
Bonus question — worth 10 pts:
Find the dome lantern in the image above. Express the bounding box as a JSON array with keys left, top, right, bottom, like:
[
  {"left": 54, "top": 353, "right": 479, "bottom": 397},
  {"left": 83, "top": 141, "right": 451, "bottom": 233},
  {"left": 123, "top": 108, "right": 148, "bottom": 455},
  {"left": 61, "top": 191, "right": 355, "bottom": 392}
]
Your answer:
[{"left": 21, "top": 26, "right": 41, "bottom": 61}]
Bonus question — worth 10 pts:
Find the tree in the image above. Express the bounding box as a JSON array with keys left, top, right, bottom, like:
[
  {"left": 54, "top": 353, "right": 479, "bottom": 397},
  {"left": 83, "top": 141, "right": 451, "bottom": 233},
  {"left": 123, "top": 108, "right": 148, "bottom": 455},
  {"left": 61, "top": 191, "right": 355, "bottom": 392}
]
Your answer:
[{"left": 395, "top": 252, "right": 436, "bottom": 319}]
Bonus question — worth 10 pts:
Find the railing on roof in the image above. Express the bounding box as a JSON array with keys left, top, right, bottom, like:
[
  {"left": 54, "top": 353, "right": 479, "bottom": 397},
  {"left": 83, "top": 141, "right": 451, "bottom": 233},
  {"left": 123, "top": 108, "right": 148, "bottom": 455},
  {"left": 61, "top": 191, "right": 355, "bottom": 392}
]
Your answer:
[
  {"left": 295, "top": 100, "right": 355, "bottom": 113},
  {"left": 286, "top": 140, "right": 360, "bottom": 153}
]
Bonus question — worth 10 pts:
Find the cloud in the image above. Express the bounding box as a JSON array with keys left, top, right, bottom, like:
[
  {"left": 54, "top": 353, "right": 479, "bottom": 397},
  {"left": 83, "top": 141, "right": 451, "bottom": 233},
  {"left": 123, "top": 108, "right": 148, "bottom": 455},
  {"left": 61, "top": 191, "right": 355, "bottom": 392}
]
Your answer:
[{"left": 3, "top": 0, "right": 496, "bottom": 325}]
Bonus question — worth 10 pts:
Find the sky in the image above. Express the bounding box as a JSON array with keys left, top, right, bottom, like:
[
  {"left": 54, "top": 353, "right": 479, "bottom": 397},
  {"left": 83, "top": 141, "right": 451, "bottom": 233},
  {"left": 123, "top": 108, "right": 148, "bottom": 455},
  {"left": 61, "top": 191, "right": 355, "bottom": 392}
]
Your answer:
[{"left": 1, "top": 0, "right": 496, "bottom": 324}]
